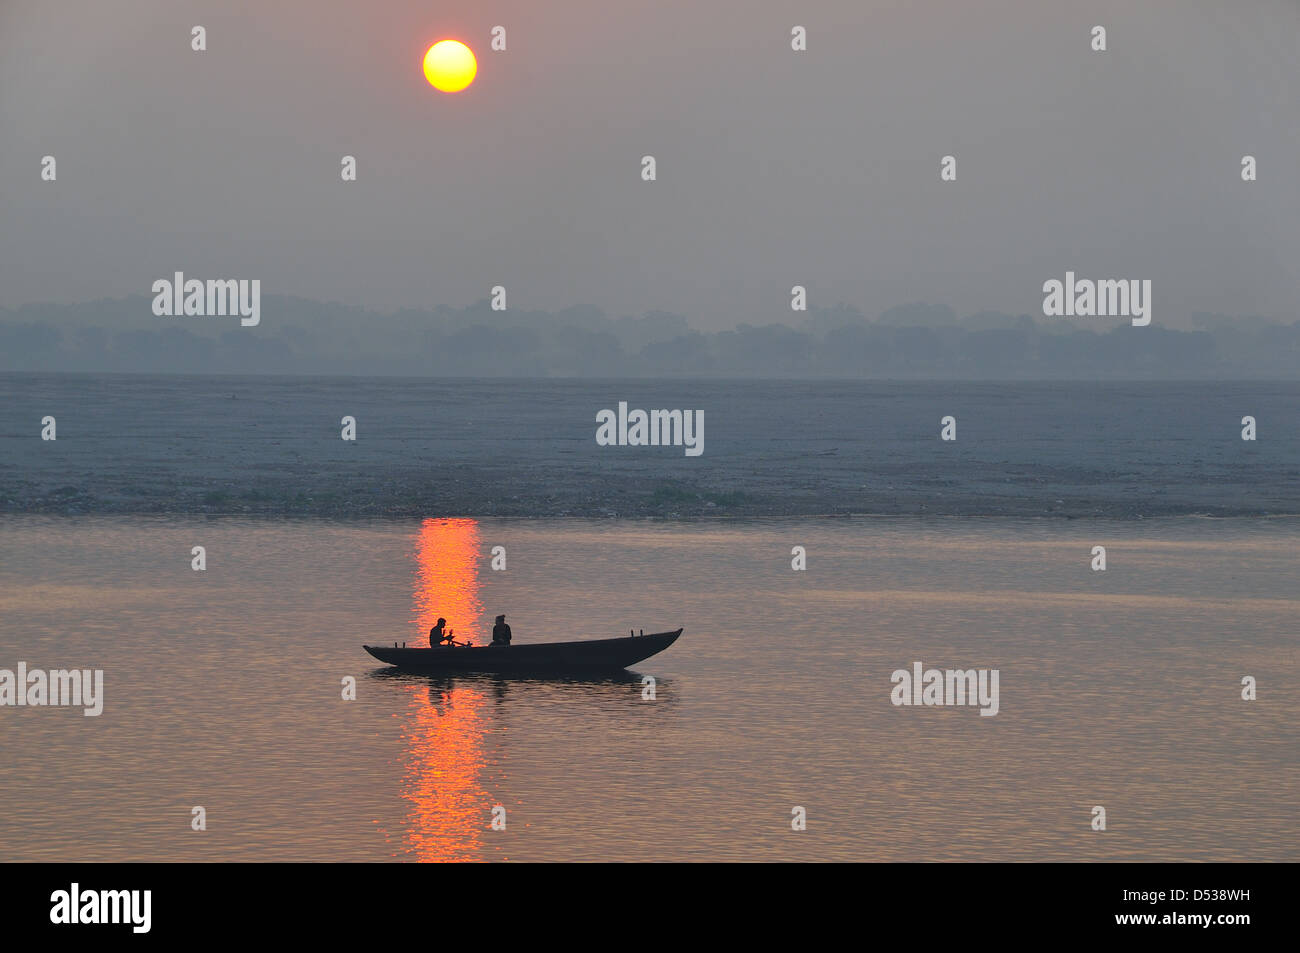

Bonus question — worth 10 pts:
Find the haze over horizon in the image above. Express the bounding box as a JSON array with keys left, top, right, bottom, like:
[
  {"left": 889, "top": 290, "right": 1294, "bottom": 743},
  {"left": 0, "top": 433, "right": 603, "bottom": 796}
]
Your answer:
[
  {"left": 4, "top": 292, "right": 1298, "bottom": 378},
  {"left": 3, "top": 0, "right": 1298, "bottom": 330}
]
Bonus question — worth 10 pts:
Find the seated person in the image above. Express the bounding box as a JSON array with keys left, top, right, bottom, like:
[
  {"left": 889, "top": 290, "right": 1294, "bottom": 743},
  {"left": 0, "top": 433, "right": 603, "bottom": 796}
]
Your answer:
[
  {"left": 490, "top": 614, "right": 512, "bottom": 647},
  {"left": 429, "top": 618, "right": 453, "bottom": 647}
]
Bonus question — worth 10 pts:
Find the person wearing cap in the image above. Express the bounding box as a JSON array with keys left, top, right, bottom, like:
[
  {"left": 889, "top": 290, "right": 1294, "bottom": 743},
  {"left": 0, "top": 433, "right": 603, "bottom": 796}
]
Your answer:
[{"left": 491, "top": 614, "right": 512, "bottom": 647}]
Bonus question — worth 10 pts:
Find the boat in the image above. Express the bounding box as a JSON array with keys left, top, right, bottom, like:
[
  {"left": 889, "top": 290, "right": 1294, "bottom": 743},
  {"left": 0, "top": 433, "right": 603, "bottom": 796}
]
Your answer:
[{"left": 363, "top": 628, "right": 683, "bottom": 674}]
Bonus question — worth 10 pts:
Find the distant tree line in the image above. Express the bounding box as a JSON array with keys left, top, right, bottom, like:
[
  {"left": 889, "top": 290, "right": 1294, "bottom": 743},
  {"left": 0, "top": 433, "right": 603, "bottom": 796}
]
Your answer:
[{"left": 1, "top": 297, "right": 1296, "bottom": 378}]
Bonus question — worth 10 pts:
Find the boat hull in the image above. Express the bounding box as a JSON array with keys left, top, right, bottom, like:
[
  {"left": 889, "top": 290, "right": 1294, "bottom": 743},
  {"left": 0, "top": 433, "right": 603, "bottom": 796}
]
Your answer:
[{"left": 363, "top": 628, "right": 683, "bottom": 674}]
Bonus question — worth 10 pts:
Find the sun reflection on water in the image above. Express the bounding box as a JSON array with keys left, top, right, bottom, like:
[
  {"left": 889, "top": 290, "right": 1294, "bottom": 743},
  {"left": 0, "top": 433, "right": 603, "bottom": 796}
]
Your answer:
[{"left": 398, "top": 518, "right": 494, "bottom": 861}]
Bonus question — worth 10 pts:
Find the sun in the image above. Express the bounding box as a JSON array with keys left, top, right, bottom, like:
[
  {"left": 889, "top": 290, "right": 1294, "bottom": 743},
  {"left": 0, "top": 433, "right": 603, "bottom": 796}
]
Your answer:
[{"left": 423, "top": 40, "right": 477, "bottom": 92}]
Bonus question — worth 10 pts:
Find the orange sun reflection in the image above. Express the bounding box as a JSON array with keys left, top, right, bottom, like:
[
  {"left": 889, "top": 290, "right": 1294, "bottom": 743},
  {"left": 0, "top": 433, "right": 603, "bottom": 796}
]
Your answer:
[
  {"left": 412, "top": 517, "right": 485, "bottom": 645},
  {"left": 400, "top": 681, "right": 490, "bottom": 861},
  {"left": 398, "top": 518, "right": 492, "bottom": 861}
]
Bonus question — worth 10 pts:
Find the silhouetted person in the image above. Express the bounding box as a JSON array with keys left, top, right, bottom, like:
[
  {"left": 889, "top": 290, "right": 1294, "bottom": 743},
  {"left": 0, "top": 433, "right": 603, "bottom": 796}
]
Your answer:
[
  {"left": 430, "top": 618, "right": 451, "bottom": 647},
  {"left": 491, "top": 614, "right": 512, "bottom": 647}
]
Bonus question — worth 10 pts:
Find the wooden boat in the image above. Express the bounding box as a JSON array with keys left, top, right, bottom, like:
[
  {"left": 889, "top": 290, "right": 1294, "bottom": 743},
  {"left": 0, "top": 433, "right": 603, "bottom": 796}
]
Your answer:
[{"left": 363, "top": 628, "right": 683, "bottom": 674}]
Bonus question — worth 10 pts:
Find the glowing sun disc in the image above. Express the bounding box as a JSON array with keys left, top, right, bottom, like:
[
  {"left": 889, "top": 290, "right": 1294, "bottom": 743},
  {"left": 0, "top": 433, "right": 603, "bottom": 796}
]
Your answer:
[{"left": 423, "top": 40, "right": 477, "bottom": 92}]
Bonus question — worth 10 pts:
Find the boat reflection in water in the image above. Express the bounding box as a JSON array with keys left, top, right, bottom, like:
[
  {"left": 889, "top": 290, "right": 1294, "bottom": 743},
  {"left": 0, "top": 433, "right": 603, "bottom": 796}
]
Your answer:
[
  {"left": 383, "top": 517, "right": 673, "bottom": 861},
  {"left": 395, "top": 518, "right": 493, "bottom": 861},
  {"left": 397, "top": 677, "right": 493, "bottom": 861}
]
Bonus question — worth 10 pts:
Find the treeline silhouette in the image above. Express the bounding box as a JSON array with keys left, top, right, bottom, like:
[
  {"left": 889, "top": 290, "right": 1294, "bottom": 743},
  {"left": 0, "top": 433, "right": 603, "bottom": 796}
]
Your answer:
[{"left": 2, "top": 297, "right": 1296, "bottom": 378}]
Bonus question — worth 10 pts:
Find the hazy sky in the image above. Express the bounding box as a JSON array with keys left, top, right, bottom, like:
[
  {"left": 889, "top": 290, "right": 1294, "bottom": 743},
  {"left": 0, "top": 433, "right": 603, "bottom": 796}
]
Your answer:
[{"left": 2, "top": 0, "right": 1297, "bottom": 328}]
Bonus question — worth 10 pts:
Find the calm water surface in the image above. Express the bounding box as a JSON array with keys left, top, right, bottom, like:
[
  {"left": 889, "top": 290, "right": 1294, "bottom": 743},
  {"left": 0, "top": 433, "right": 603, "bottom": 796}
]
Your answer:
[{"left": 1, "top": 516, "right": 1296, "bottom": 861}]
